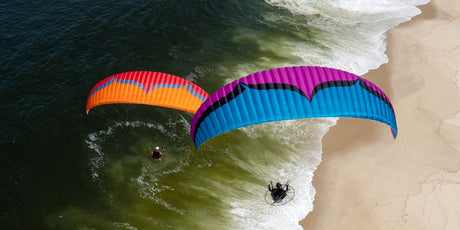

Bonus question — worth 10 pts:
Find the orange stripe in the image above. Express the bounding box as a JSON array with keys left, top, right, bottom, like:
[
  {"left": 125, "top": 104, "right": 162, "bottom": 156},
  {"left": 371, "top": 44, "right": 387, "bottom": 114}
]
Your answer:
[{"left": 87, "top": 81, "right": 204, "bottom": 113}]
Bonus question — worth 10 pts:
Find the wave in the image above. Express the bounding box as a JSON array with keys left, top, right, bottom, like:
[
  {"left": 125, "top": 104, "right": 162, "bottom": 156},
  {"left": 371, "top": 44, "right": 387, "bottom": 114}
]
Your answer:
[
  {"left": 82, "top": 1, "right": 429, "bottom": 229},
  {"left": 225, "top": 0, "right": 429, "bottom": 229}
]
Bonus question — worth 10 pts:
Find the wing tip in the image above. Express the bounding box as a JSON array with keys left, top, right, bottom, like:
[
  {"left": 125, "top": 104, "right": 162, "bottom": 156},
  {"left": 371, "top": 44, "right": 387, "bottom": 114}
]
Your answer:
[{"left": 391, "top": 128, "right": 398, "bottom": 139}]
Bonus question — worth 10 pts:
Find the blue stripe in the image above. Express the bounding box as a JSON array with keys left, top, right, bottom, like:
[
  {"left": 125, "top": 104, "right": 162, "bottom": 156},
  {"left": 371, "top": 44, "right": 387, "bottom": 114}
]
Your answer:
[
  {"left": 87, "top": 78, "right": 115, "bottom": 102},
  {"left": 194, "top": 80, "right": 397, "bottom": 148},
  {"left": 116, "top": 78, "right": 148, "bottom": 92},
  {"left": 185, "top": 84, "right": 207, "bottom": 102},
  {"left": 89, "top": 78, "right": 207, "bottom": 102}
]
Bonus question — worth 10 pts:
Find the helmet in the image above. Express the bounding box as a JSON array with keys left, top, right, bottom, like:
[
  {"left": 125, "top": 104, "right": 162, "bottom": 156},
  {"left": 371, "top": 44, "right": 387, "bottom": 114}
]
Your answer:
[
  {"left": 276, "top": 182, "right": 282, "bottom": 188},
  {"left": 155, "top": 146, "right": 160, "bottom": 150}
]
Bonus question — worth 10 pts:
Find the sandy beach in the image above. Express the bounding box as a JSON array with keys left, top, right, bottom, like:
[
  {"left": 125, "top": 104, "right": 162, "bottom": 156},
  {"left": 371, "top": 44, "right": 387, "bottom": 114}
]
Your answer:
[{"left": 301, "top": 0, "right": 460, "bottom": 229}]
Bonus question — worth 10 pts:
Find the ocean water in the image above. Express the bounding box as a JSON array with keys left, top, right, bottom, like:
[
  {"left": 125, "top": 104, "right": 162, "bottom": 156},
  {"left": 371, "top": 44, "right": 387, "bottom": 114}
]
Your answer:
[{"left": 1, "top": 0, "right": 427, "bottom": 229}]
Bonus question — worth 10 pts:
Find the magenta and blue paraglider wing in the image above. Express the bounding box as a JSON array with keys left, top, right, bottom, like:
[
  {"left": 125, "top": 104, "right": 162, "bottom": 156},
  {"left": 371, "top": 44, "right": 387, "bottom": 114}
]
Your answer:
[{"left": 190, "top": 66, "right": 397, "bottom": 149}]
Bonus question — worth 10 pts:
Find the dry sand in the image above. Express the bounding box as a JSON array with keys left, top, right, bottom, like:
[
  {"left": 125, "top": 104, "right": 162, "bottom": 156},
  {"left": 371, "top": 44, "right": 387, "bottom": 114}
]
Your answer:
[{"left": 301, "top": 0, "right": 460, "bottom": 229}]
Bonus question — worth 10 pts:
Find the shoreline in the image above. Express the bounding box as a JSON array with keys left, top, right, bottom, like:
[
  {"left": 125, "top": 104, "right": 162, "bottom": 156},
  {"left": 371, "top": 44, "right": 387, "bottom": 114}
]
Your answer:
[{"left": 301, "top": 0, "right": 460, "bottom": 229}]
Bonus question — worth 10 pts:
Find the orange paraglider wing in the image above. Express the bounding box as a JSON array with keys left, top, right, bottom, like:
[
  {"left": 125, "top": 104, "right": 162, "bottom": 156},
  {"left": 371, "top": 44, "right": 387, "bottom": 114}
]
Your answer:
[{"left": 86, "top": 71, "right": 209, "bottom": 114}]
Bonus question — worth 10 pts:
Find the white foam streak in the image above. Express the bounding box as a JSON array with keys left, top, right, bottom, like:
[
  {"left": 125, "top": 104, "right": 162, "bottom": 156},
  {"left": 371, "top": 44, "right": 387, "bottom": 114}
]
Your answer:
[
  {"left": 227, "top": 119, "right": 335, "bottom": 229},
  {"left": 136, "top": 170, "right": 185, "bottom": 214},
  {"left": 85, "top": 121, "right": 165, "bottom": 184},
  {"left": 85, "top": 119, "right": 192, "bottom": 215},
  {"left": 264, "top": 0, "right": 428, "bottom": 75}
]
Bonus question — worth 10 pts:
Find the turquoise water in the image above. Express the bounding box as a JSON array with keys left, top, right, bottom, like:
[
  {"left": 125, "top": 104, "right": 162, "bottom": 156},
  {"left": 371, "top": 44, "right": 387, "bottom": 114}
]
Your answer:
[{"left": 1, "top": 0, "right": 426, "bottom": 229}]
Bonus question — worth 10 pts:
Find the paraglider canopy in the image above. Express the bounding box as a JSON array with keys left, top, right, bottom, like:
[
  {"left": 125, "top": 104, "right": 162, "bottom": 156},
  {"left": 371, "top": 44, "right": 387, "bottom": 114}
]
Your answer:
[
  {"left": 86, "top": 71, "right": 209, "bottom": 114},
  {"left": 190, "top": 66, "right": 397, "bottom": 148}
]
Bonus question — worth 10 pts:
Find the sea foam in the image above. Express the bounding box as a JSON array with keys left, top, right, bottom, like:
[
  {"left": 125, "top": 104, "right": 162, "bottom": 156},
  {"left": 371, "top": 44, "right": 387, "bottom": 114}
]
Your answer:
[{"left": 225, "top": 0, "right": 430, "bottom": 229}]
